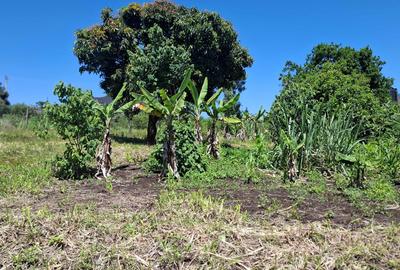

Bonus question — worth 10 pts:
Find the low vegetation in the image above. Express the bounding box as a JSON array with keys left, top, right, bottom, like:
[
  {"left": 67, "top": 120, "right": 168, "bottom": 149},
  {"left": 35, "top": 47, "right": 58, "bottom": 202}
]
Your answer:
[{"left": 1, "top": 1, "right": 400, "bottom": 269}]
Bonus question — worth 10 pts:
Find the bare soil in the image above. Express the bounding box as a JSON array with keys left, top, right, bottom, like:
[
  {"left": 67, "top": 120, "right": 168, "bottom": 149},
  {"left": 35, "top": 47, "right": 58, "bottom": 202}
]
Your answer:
[
  {"left": 2, "top": 165, "right": 399, "bottom": 227},
  {"left": 0, "top": 165, "right": 161, "bottom": 214},
  {"left": 205, "top": 182, "right": 400, "bottom": 228}
]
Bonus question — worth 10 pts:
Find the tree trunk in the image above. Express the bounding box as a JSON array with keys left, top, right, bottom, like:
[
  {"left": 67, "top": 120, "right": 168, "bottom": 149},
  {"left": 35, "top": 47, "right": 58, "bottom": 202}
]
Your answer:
[
  {"left": 147, "top": 115, "right": 159, "bottom": 145},
  {"left": 161, "top": 118, "right": 180, "bottom": 179},
  {"left": 237, "top": 125, "right": 247, "bottom": 140},
  {"left": 194, "top": 116, "right": 203, "bottom": 143},
  {"left": 354, "top": 167, "right": 365, "bottom": 188},
  {"left": 96, "top": 128, "right": 112, "bottom": 179},
  {"left": 223, "top": 124, "right": 228, "bottom": 139},
  {"left": 207, "top": 120, "right": 220, "bottom": 159},
  {"left": 286, "top": 154, "right": 298, "bottom": 182}
]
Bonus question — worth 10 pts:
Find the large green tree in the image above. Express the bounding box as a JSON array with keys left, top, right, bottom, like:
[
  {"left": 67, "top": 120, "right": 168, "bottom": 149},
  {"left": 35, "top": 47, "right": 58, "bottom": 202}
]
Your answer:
[
  {"left": 74, "top": 0, "right": 253, "bottom": 144},
  {"left": 271, "top": 43, "right": 396, "bottom": 137},
  {"left": 0, "top": 82, "right": 10, "bottom": 116}
]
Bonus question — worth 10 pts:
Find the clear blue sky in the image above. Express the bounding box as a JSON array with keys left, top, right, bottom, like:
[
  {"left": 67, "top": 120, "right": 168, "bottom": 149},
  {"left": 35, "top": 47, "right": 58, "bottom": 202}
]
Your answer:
[{"left": 0, "top": 0, "right": 399, "bottom": 112}]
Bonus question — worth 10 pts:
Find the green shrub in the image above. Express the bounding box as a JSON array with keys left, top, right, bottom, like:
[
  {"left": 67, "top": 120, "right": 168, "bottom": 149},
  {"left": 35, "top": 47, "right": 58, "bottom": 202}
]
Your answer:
[
  {"left": 305, "top": 170, "right": 327, "bottom": 195},
  {"left": 12, "top": 245, "right": 42, "bottom": 268},
  {"left": 144, "top": 121, "right": 206, "bottom": 176},
  {"left": 368, "top": 138, "right": 400, "bottom": 183},
  {"left": 46, "top": 82, "right": 102, "bottom": 179},
  {"left": 333, "top": 172, "right": 350, "bottom": 190},
  {"left": 364, "top": 178, "right": 398, "bottom": 203},
  {"left": 251, "top": 134, "right": 272, "bottom": 169}
]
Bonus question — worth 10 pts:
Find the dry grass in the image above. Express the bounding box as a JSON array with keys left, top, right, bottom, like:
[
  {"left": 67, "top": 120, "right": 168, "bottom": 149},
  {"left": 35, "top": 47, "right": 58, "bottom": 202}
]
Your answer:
[
  {"left": 1, "top": 127, "right": 399, "bottom": 269},
  {"left": 1, "top": 191, "right": 399, "bottom": 269}
]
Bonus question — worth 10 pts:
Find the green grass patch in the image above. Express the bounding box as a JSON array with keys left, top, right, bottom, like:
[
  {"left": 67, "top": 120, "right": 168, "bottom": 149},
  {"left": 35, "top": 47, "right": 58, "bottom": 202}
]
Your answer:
[{"left": 0, "top": 128, "right": 62, "bottom": 195}]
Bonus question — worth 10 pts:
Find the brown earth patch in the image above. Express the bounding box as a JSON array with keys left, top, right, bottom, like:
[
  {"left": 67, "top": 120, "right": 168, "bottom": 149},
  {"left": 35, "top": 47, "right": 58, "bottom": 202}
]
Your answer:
[
  {"left": 1, "top": 166, "right": 399, "bottom": 227},
  {"left": 197, "top": 179, "right": 400, "bottom": 228},
  {"left": 0, "top": 165, "right": 162, "bottom": 214}
]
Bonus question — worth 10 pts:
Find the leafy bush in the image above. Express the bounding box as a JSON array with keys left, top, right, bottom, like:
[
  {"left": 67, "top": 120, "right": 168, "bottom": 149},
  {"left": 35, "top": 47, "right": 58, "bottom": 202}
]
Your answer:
[
  {"left": 144, "top": 121, "right": 206, "bottom": 176},
  {"left": 45, "top": 82, "right": 102, "bottom": 179},
  {"left": 338, "top": 140, "right": 400, "bottom": 188},
  {"left": 251, "top": 134, "right": 272, "bottom": 169},
  {"left": 333, "top": 172, "right": 350, "bottom": 190},
  {"left": 364, "top": 178, "right": 399, "bottom": 203},
  {"left": 368, "top": 138, "right": 400, "bottom": 183},
  {"left": 272, "top": 44, "right": 396, "bottom": 137}
]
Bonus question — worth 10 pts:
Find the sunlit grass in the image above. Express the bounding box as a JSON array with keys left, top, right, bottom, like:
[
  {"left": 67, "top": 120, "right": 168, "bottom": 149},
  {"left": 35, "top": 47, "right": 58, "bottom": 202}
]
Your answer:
[
  {"left": 0, "top": 127, "right": 62, "bottom": 195},
  {"left": 0, "top": 126, "right": 150, "bottom": 195}
]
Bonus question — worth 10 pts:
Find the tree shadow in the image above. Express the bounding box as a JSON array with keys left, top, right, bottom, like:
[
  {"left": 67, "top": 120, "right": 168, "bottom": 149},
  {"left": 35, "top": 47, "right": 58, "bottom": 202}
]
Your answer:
[
  {"left": 112, "top": 135, "right": 147, "bottom": 145},
  {"left": 221, "top": 142, "right": 234, "bottom": 148}
]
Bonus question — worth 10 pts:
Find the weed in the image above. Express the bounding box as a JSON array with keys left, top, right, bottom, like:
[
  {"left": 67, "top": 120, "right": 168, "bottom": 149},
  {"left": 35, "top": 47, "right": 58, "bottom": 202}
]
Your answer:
[
  {"left": 258, "top": 195, "right": 281, "bottom": 215},
  {"left": 324, "top": 210, "right": 335, "bottom": 219},
  {"left": 48, "top": 235, "right": 65, "bottom": 248},
  {"left": 12, "top": 245, "right": 42, "bottom": 268},
  {"left": 104, "top": 180, "right": 113, "bottom": 193},
  {"left": 305, "top": 170, "right": 327, "bottom": 197},
  {"left": 364, "top": 178, "right": 398, "bottom": 203}
]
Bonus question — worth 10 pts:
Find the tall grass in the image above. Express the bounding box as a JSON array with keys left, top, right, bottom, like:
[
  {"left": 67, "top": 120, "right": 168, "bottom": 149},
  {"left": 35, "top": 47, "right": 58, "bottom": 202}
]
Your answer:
[{"left": 269, "top": 95, "right": 361, "bottom": 180}]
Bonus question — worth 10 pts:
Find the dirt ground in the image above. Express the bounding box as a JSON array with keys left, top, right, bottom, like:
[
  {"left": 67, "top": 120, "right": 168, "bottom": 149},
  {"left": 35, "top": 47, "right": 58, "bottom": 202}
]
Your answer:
[{"left": 2, "top": 165, "right": 399, "bottom": 229}]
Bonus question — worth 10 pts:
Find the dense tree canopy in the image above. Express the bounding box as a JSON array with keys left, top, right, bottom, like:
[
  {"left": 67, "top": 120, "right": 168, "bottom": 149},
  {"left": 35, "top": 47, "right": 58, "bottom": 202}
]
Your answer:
[
  {"left": 74, "top": 0, "right": 253, "bottom": 142},
  {"left": 271, "top": 43, "right": 397, "bottom": 137},
  {"left": 75, "top": 1, "right": 252, "bottom": 95},
  {"left": 281, "top": 44, "right": 394, "bottom": 99}
]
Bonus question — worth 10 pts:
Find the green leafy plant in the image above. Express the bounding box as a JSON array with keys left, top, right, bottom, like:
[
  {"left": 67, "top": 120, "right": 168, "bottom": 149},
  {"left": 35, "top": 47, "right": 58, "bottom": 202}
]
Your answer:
[
  {"left": 269, "top": 91, "right": 361, "bottom": 181},
  {"left": 247, "top": 106, "right": 267, "bottom": 138},
  {"left": 145, "top": 121, "right": 206, "bottom": 176},
  {"left": 245, "top": 153, "right": 258, "bottom": 183},
  {"left": 205, "top": 90, "right": 240, "bottom": 159},
  {"left": 371, "top": 138, "right": 400, "bottom": 183},
  {"left": 187, "top": 77, "right": 209, "bottom": 142},
  {"left": 337, "top": 144, "right": 372, "bottom": 188},
  {"left": 136, "top": 71, "right": 191, "bottom": 178},
  {"left": 46, "top": 83, "right": 102, "bottom": 179},
  {"left": 251, "top": 133, "right": 272, "bottom": 169},
  {"left": 93, "top": 83, "right": 137, "bottom": 178},
  {"left": 279, "top": 127, "right": 305, "bottom": 182},
  {"left": 364, "top": 178, "right": 398, "bottom": 203}
]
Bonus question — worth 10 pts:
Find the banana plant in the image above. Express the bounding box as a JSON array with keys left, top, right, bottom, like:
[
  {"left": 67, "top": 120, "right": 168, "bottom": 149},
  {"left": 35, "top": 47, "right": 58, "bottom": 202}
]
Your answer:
[
  {"left": 253, "top": 106, "right": 267, "bottom": 136},
  {"left": 337, "top": 144, "right": 373, "bottom": 188},
  {"left": 205, "top": 90, "right": 241, "bottom": 159},
  {"left": 187, "top": 77, "right": 209, "bottom": 142},
  {"left": 136, "top": 72, "right": 191, "bottom": 178},
  {"left": 93, "top": 83, "right": 137, "bottom": 179},
  {"left": 237, "top": 111, "right": 251, "bottom": 140},
  {"left": 278, "top": 128, "right": 305, "bottom": 182}
]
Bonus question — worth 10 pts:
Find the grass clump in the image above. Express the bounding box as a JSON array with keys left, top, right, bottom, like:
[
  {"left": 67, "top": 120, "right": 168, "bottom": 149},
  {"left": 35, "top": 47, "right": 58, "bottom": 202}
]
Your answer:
[
  {"left": 12, "top": 245, "right": 43, "bottom": 269},
  {"left": 0, "top": 128, "right": 61, "bottom": 195}
]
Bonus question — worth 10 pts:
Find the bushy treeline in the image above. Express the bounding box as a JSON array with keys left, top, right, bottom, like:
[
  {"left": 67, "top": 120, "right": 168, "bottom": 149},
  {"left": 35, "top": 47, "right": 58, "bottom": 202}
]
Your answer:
[{"left": 261, "top": 44, "right": 400, "bottom": 203}]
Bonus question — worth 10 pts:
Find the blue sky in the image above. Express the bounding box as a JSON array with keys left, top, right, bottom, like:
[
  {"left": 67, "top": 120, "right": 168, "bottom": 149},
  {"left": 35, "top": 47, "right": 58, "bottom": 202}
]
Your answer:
[{"left": 0, "top": 0, "right": 399, "bottom": 112}]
